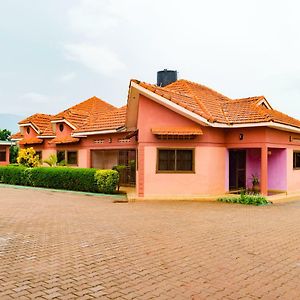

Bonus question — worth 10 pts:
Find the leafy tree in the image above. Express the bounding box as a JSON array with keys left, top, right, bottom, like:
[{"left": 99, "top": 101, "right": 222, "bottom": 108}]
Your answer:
[
  {"left": 0, "top": 129, "right": 11, "bottom": 141},
  {"left": 17, "top": 147, "right": 40, "bottom": 168},
  {"left": 10, "top": 145, "right": 19, "bottom": 164}
]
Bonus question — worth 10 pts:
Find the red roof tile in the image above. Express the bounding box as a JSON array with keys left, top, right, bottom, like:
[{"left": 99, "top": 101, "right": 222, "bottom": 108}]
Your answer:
[
  {"left": 132, "top": 79, "right": 300, "bottom": 129},
  {"left": 73, "top": 106, "right": 127, "bottom": 133},
  {"left": 52, "top": 96, "right": 116, "bottom": 128},
  {"left": 19, "top": 137, "right": 43, "bottom": 145},
  {"left": 11, "top": 132, "right": 23, "bottom": 140},
  {"left": 19, "top": 114, "right": 53, "bottom": 134},
  {"left": 49, "top": 137, "right": 80, "bottom": 144}
]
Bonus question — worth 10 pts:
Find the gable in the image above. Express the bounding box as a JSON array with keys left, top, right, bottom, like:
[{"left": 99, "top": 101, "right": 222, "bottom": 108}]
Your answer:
[{"left": 137, "top": 94, "right": 204, "bottom": 143}]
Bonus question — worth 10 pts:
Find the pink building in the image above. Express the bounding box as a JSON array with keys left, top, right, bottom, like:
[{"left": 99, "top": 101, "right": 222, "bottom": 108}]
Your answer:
[
  {"left": 12, "top": 72, "right": 300, "bottom": 197},
  {"left": 0, "top": 141, "right": 12, "bottom": 165}
]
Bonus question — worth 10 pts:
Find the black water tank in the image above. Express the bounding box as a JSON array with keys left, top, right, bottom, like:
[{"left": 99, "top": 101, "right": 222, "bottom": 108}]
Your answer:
[{"left": 157, "top": 69, "right": 177, "bottom": 87}]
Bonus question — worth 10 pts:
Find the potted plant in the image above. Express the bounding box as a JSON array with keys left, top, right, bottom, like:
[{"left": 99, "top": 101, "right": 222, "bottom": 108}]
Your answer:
[{"left": 251, "top": 174, "right": 260, "bottom": 193}]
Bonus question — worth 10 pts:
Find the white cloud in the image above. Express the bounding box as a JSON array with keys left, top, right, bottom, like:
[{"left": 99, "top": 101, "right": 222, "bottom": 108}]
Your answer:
[
  {"left": 68, "top": 0, "right": 119, "bottom": 38},
  {"left": 20, "top": 92, "right": 50, "bottom": 104},
  {"left": 59, "top": 72, "right": 77, "bottom": 82},
  {"left": 64, "top": 43, "right": 125, "bottom": 76},
  {"left": 63, "top": 0, "right": 129, "bottom": 75}
]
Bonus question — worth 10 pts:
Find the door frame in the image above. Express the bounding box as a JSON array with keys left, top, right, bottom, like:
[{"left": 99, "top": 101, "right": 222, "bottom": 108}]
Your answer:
[{"left": 229, "top": 149, "right": 246, "bottom": 191}]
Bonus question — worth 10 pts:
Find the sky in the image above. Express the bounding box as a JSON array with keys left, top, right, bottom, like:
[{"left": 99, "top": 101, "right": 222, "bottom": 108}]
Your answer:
[{"left": 1, "top": 0, "right": 300, "bottom": 120}]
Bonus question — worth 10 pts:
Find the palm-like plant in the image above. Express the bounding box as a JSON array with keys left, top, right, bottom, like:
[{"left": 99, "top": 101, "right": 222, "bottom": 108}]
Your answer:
[{"left": 43, "top": 154, "right": 58, "bottom": 167}]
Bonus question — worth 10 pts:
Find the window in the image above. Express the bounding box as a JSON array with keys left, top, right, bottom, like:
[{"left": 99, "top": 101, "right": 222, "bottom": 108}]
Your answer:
[
  {"left": 157, "top": 149, "right": 194, "bottom": 173},
  {"left": 59, "top": 123, "right": 64, "bottom": 132},
  {"left": 57, "top": 150, "right": 78, "bottom": 166},
  {"left": 26, "top": 127, "right": 30, "bottom": 134},
  {"left": 57, "top": 151, "right": 66, "bottom": 164},
  {"left": 0, "top": 151, "right": 6, "bottom": 162},
  {"left": 67, "top": 151, "right": 78, "bottom": 165},
  {"left": 293, "top": 151, "right": 300, "bottom": 169}
]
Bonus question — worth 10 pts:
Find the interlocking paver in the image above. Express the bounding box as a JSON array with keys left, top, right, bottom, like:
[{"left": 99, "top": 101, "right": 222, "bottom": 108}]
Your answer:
[{"left": 0, "top": 186, "right": 300, "bottom": 299}]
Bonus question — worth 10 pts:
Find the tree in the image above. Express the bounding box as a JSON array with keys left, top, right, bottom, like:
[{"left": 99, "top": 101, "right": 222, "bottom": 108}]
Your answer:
[
  {"left": 10, "top": 145, "right": 19, "bottom": 164},
  {"left": 0, "top": 129, "right": 11, "bottom": 141}
]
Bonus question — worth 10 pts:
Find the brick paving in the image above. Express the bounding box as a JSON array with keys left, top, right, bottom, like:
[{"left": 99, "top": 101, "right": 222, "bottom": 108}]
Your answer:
[{"left": 0, "top": 187, "right": 300, "bottom": 299}]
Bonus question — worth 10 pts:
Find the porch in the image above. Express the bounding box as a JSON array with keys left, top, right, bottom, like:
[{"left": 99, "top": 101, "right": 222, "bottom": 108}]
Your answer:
[
  {"left": 0, "top": 142, "right": 12, "bottom": 165},
  {"left": 228, "top": 147, "right": 287, "bottom": 195},
  {"left": 91, "top": 149, "right": 136, "bottom": 186}
]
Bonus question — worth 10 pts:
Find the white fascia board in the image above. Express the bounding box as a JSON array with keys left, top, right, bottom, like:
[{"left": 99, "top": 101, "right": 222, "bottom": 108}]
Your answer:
[
  {"left": 257, "top": 98, "right": 273, "bottom": 109},
  {"left": 132, "top": 82, "right": 300, "bottom": 134},
  {"left": 51, "top": 119, "right": 77, "bottom": 130},
  {"left": 72, "top": 129, "right": 118, "bottom": 137},
  {"left": 19, "top": 123, "right": 40, "bottom": 134},
  {"left": 37, "top": 136, "right": 55, "bottom": 139},
  {"left": 0, "top": 141, "right": 14, "bottom": 146}
]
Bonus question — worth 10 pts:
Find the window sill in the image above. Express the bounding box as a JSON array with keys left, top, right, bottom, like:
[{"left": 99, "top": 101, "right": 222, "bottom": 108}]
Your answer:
[{"left": 156, "top": 171, "right": 195, "bottom": 174}]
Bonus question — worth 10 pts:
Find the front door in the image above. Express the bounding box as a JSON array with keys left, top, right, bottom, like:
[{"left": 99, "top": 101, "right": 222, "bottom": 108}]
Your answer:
[
  {"left": 229, "top": 150, "right": 246, "bottom": 191},
  {"left": 118, "top": 150, "right": 136, "bottom": 186}
]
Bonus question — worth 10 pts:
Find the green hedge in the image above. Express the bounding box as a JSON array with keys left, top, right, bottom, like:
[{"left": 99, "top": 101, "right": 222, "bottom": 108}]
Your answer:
[
  {"left": 0, "top": 166, "right": 29, "bottom": 185},
  {"left": 0, "top": 166, "right": 119, "bottom": 194},
  {"left": 218, "top": 194, "right": 269, "bottom": 206},
  {"left": 29, "top": 167, "right": 99, "bottom": 192}
]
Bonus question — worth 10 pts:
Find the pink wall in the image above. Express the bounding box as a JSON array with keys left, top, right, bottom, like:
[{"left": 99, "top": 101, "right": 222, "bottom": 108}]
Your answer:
[
  {"left": 55, "top": 122, "right": 73, "bottom": 138},
  {"left": 29, "top": 132, "right": 137, "bottom": 168},
  {"left": 137, "top": 95, "right": 226, "bottom": 197},
  {"left": 246, "top": 149, "right": 261, "bottom": 189},
  {"left": 287, "top": 148, "right": 300, "bottom": 193},
  {"left": 268, "top": 148, "right": 287, "bottom": 191},
  {"left": 143, "top": 146, "right": 226, "bottom": 197}
]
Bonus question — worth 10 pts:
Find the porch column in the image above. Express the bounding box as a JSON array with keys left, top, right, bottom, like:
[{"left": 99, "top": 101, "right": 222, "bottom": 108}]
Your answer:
[
  {"left": 86, "top": 150, "right": 91, "bottom": 168},
  {"left": 6, "top": 146, "right": 10, "bottom": 164},
  {"left": 260, "top": 146, "right": 268, "bottom": 195}
]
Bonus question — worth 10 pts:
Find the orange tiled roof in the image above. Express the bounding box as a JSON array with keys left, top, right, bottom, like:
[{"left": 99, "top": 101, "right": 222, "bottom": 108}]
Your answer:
[
  {"left": 19, "top": 137, "right": 43, "bottom": 145},
  {"left": 49, "top": 137, "right": 80, "bottom": 144},
  {"left": 52, "top": 96, "right": 116, "bottom": 128},
  {"left": 73, "top": 106, "right": 127, "bottom": 133},
  {"left": 132, "top": 79, "right": 300, "bottom": 129},
  {"left": 152, "top": 127, "right": 203, "bottom": 135},
  {"left": 19, "top": 113, "right": 53, "bottom": 134},
  {"left": 11, "top": 132, "right": 23, "bottom": 140},
  {"left": 14, "top": 96, "right": 126, "bottom": 139}
]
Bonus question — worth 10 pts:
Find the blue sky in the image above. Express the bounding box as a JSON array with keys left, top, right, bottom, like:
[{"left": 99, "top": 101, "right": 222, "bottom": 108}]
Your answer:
[{"left": 1, "top": 0, "right": 300, "bottom": 120}]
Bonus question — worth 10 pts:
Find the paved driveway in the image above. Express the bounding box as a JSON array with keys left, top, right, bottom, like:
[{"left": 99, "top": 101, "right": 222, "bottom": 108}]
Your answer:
[{"left": 0, "top": 186, "right": 300, "bottom": 300}]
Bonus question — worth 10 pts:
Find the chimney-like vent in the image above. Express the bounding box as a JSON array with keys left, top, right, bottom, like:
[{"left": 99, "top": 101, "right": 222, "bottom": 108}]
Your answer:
[{"left": 157, "top": 69, "right": 177, "bottom": 87}]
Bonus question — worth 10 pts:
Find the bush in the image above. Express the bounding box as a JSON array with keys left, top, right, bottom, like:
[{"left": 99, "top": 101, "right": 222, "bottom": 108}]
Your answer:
[
  {"left": 218, "top": 193, "right": 269, "bottom": 206},
  {"left": 95, "top": 170, "right": 119, "bottom": 194},
  {"left": 0, "top": 166, "right": 29, "bottom": 185},
  {"left": 29, "top": 167, "right": 98, "bottom": 192},
  {"left": 17, "top": 147, "right": 40, "bottom": 167}
]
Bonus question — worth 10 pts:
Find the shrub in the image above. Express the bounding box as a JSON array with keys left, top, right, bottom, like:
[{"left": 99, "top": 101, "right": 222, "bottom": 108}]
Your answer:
[
  {"left": 29, "top": 167, "right": 98, "bottom": 192},
  {"left": 17, "top": 147, "right": 40, "bottom": 167},
  {"left": 95, "top": 170, "right": 119, "bottom": 194},
  {"left": 0, "top": 166, "right": 29, "bottom": 185},
  {"left": 218, "top": 193, "right": 269, "bottom": 206},
  {"left": 112, "top": 164, "right": 126, "bottom": 191}
]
